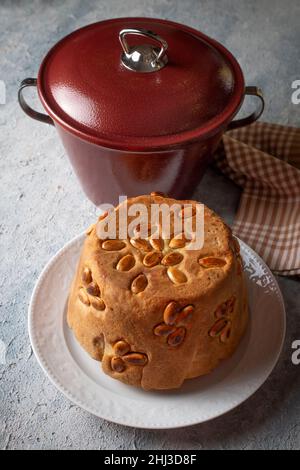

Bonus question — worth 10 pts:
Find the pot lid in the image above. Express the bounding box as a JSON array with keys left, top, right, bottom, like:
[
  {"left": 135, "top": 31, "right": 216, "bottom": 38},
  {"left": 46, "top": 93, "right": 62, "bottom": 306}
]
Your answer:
[{"left": 38, "top": 18, "right": 244, "bottom": 150}]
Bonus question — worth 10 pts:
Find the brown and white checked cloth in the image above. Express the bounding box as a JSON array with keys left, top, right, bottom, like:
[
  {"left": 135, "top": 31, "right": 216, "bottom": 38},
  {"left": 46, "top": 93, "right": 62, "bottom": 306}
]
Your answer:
[{"left": 214, "top": 121, "right": 300, "bottom": 276}]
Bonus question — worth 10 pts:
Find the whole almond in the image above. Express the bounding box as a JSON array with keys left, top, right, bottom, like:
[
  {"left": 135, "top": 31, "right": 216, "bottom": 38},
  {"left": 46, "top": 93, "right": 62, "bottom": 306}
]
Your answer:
[
  {"left": 149, "top": 238, "right": 164, "bottom": 251},
  {"left": 163, "top": 301, "right": 180, "bottom": 325},
  {"left": 220, "top": 321, "right": 232, "bottom": 343},
  {"left": 161, "top": 252, "right": 183, "bottom": 267},
  {"left": 102, "top": 240, "right": 126, "bottom": 251},
  {"left": 82, "top": 267, "right": 92, "bottom": 285},
  {"left": 153, "top": 323, "right": 177, "bottom": 337},
  {"left": 131, "top": 273, "right": 148, "bottom": 294},
  {"left": 91, "top": 297, "right": 106, "bottom": 311},
  {"left": 116, "top": 254, "right": 135, "bottom": 271},
  {"left": 209, "top": 318, "right": 228, "bottom": 337},
  {"left": 86, "top": 281, "right": 100, "bottom": 297},
  {"left": 169, "top": 236, "right": 186, "bottom": 249},
  {"left": 143, "top": 251, "right": 163, "bottom": 267},
  {"left": 167, "top": 267, "right": 187, "bottom": 284},
  {"left": 199, "top": 257, "right": 226, "bottom": 268},
  {"left": 111, "top": 356, "right": 126, "bottom": 372},
  {"left": 130, "top": 238, "right": 152, "bottom": 252},
  {"left": 113, "top": 340, "right": 130, "bottom": 356},
  {"left": 78, "top": 288, "right": 90, "bottom": 306},
  {"left": 175, "top": 305, "right": 194, "bottom": 325},
  {"left": 133, "top": 223, "right": 153, "bottom": 238},
  {"left": 167, "top": 327, "right": 186, "bottom": 347},
  {"left": 226, "top": 296, "right": 236, "bottom": 314},
  {"left": 215, "top": 302, "right": 227, "bottom": 319},
  {"left": 122, "top": 352, "right": 148, "bottom": 366}
]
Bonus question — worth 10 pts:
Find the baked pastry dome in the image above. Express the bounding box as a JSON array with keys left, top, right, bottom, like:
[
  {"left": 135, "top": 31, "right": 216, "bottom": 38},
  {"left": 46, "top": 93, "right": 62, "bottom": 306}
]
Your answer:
[{"left": 67, "top": 194, "right": 248, "bottom": 390}]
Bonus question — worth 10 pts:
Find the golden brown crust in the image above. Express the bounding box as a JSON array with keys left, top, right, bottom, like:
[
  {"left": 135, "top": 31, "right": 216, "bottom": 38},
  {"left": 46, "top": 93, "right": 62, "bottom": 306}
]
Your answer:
[{"left": 67, "top": 194, "right": 248, "bottom": 390}]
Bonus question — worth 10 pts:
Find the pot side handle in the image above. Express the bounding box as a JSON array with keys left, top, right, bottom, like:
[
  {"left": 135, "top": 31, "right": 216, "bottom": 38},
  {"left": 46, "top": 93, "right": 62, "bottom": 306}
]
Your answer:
[
  {"left": 227, "top": 86, "right": 264, "bottom": 131},
  {"left": 18, "top": 78, "right": 54, "bottom": 125}
]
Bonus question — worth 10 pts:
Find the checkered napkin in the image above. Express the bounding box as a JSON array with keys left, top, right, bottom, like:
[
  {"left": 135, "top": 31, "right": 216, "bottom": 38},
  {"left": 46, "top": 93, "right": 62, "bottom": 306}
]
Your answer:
[{"left": 214, "top": 122, "right": 300, "bottom": 276}]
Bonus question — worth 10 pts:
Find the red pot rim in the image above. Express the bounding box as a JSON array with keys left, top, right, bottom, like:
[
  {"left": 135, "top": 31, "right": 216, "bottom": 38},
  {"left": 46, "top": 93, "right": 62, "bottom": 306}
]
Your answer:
[{"left": 37, "top": 17, "right": 245, "bottom": 152}]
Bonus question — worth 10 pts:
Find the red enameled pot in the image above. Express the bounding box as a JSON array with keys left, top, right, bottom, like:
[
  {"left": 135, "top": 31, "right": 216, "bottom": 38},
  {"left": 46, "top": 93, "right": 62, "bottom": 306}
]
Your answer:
[{"left": 18, "top": 17, "right": 264, "bottom": 206}]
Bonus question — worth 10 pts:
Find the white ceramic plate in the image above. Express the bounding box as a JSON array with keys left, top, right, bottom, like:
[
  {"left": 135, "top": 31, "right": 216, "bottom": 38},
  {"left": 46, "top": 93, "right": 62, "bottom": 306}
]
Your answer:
[{"left": 28, "top": 233, "right": 286, "bottom": 429}]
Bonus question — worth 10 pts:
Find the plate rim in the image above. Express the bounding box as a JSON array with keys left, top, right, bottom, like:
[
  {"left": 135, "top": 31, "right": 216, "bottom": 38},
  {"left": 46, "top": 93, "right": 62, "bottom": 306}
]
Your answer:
[{"left": 28, "top": 233, "right": 286, "bottom": 429}]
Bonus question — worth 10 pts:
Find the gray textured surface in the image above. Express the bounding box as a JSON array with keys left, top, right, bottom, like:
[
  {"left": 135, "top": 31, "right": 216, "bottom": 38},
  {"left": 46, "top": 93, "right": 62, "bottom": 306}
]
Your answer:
[{"left": 0, "top": 0, "right": 299, "bottom": 450}]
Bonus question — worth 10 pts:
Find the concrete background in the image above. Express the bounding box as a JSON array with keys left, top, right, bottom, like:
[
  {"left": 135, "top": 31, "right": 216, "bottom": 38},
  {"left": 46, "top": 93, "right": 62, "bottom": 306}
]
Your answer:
[{"left": 0, "top": 0, "right": 299, "bottom": 450}]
